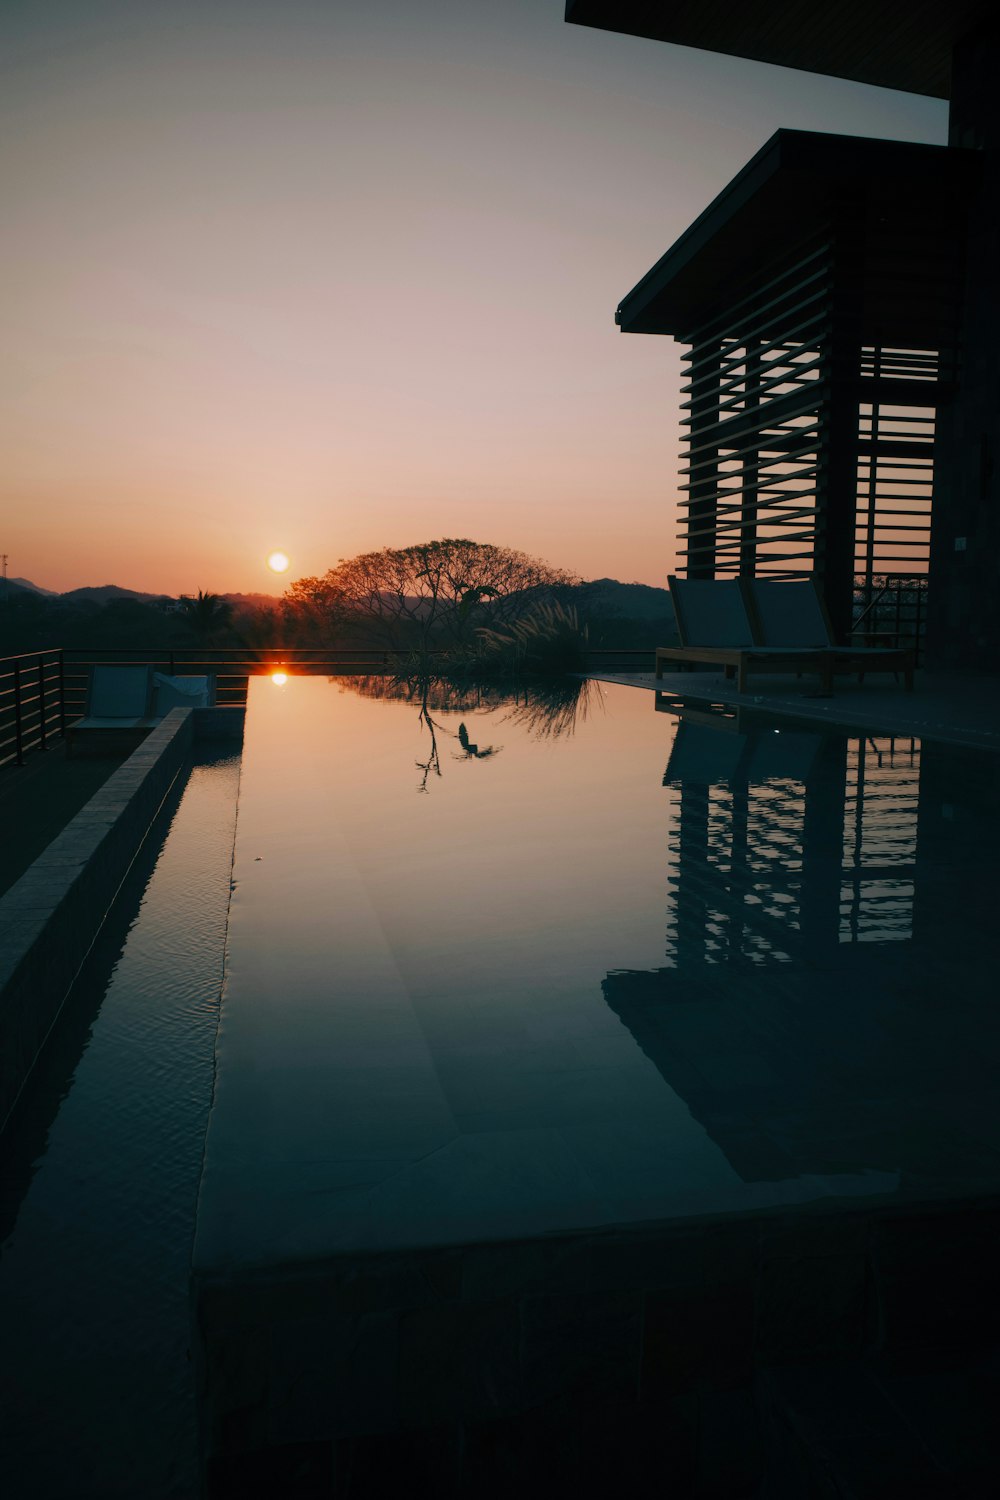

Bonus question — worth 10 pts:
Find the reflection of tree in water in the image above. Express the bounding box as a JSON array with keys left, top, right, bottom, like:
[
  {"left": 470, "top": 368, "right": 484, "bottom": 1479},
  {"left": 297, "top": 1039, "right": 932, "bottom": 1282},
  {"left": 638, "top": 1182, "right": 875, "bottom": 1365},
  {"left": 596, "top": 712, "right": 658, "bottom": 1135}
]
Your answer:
[
  {"left": 330, "top": 673, "right": 493, "bottom": 712},
  {"left": 499, "top": 675, "right": 600, "bottom": 741},
  {"left": 456, "top": 723, "right": 500, "bottom": 760},
  {"left": 414, "top": 698, "right": 443, "bottom": 793},
  {"left": 331, "top": 672, "right": 597, "bottom": 791},
  {"left": 415, "top": 698, "right": 500, "bottom": 794}
]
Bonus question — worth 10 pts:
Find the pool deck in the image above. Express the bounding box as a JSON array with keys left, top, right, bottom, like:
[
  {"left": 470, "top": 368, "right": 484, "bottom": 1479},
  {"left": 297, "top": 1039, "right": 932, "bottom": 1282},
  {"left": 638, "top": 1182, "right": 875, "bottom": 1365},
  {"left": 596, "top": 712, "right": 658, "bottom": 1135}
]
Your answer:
[
  {"left": 583, "top": 668, "right": 1000, "bottom": 752},
  {"left": 0, "top": 743, "right": 126, "bottom": 900}
]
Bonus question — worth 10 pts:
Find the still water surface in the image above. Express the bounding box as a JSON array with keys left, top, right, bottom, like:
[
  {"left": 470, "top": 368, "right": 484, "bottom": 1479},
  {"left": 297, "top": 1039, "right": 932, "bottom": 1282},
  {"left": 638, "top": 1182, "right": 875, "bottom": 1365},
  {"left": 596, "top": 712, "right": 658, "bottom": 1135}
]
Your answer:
[{"left": 198, "top": 677, "right": 1000, "bottom": 1275}]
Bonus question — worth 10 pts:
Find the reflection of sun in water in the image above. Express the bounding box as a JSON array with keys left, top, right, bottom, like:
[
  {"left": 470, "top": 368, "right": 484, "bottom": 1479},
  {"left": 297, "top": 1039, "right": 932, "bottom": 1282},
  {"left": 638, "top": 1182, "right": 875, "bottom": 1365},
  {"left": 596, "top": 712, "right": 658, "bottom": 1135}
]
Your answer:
[
  {"left": 267, "top": 551, "right": 290, "bottom": 573},
  {"left": 271, "top": 672, "right": 288, "bottom": 686}
]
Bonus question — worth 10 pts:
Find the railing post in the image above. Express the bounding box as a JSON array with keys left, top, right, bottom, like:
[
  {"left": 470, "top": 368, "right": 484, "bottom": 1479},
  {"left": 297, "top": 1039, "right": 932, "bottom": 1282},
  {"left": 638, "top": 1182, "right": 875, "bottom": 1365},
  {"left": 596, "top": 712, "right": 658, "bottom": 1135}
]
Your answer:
[
  {"left": 918, "top": 583, "right": 923, "bottom": 663},
  {"left": 13, "top": 661, "right": 24, "bottom": 766},
  {"left": 169, "top": 651, "right": 175, "bottom": 674},
  {"left": 894, "top": 581, "right": 901, "bottom": 649},
  {"left": 38, "top": 654, "right": 47, "bottom": 750}
]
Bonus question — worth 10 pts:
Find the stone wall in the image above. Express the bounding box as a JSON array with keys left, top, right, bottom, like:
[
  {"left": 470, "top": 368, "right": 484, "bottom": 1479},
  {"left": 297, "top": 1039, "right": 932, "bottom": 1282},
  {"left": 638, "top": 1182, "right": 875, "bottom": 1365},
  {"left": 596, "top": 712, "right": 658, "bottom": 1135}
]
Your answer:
[{"left": 194, "top": 1194, "right": 1000, "bottom": 1496}]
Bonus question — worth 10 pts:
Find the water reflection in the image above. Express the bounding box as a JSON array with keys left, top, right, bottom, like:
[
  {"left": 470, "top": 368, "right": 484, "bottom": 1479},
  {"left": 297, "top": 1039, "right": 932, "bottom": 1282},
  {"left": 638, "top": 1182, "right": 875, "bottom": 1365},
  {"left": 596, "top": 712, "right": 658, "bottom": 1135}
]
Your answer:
[
  {"left": 660, "top": 714, "right": 920, "bottom": 964},
  {"left": 603, "top": 703, "right": 1000, "bottom": 1189},
  {"left": 214, "top": 677, "right": 1000, "bottom": 1253},
  {"left": 500, "top": 674, "right": 602, "bottom": 741},
  {"left": 456, "top": 722, "right": 500, "bottom": 761},
  {"left": 336, "top": 672, "right": 598, "bottom": 790}
]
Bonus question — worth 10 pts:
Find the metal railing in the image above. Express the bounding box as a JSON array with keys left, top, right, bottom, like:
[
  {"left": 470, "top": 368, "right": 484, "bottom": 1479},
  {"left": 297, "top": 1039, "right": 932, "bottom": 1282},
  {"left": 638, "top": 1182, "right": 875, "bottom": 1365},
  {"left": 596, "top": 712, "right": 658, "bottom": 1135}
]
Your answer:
[
  {"left": 0, "top": 647, "right": 435, "bottom": 767},
  {"left": 0, "top": 649, "right": 66, "bottom": 769},
  {"left": 851, "top": 574, "right": 928, "bottom": 665}
]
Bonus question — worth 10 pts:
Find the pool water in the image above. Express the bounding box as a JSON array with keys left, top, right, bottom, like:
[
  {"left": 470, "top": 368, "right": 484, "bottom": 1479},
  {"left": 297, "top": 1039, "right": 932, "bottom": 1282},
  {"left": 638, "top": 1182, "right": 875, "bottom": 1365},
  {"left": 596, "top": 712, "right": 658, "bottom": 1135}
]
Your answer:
[
  {"left": 0, "top": 751, "right": 240, "bottom": 1500},
  {"left": 197, "top": 677, "right": 1000, "bottom": 1272}
]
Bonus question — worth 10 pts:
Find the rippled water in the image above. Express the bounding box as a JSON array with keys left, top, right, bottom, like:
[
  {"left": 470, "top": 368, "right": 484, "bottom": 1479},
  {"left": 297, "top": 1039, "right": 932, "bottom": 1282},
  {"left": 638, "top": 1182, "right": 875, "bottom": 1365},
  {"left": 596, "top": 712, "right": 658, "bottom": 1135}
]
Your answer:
[{"left": 0, "top": 751, "right": 240, "bottom": 1500}]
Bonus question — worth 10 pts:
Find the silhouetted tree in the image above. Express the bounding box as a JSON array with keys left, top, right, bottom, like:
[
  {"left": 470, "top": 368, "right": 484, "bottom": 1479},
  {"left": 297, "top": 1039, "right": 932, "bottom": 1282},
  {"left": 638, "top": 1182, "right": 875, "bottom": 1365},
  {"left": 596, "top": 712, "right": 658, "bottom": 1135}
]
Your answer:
[
  {"left": 177, "top": 590, "right": 234, "bottom": 644},
  {"left": 286, "top": 539, "right": 577, "bottom": 656}
]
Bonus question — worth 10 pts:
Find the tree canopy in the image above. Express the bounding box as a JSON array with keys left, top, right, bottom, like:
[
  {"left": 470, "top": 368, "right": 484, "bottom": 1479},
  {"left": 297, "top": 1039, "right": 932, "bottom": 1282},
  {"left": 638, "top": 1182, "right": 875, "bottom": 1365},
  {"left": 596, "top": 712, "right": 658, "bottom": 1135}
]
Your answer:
[
  {"left": 284, "top": 539, "right": 578, "bottom": 651},
  {"left": 177, "top": 589, "right": 234, "bottom": 643}
]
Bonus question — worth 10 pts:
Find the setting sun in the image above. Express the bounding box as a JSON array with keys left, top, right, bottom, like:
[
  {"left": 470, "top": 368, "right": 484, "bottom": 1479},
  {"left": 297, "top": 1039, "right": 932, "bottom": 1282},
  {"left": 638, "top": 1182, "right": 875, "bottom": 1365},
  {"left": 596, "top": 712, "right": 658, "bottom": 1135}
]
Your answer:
[
  {"left": 271, "top": 671, "right": 288, "bottom": 686},
  {"left": 267, "top": 551, "right": 290, "bottom": 574}
]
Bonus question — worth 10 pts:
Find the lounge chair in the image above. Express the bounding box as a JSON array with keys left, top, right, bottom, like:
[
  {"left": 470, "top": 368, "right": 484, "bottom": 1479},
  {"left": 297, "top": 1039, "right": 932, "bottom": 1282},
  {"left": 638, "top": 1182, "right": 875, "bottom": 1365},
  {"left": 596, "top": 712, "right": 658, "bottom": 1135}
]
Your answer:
[
  {"left": 655, "top": 576, "right": 914, "bottom": 694},
  {"left": 77, "top": 665, "right": 155, "bottom": 727},
  {"left": 66, "top": 665, "right": 156, "bottom": 756},
  {"left": 746, "top": 577, "right": 914, "bottom": 690},
  {"left": 67, "top": 667, "right": 215, "bottom": 755},
  {"left": 656, "top": 576, "right": 837, "bottom": 694}
]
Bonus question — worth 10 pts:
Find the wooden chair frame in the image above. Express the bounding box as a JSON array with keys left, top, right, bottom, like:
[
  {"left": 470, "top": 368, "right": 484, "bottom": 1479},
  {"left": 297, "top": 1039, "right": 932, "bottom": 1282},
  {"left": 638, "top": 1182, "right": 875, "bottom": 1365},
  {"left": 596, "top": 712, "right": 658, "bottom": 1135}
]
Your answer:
[{"left": 655, "top": 576, "right": 914, "bottom": 694}]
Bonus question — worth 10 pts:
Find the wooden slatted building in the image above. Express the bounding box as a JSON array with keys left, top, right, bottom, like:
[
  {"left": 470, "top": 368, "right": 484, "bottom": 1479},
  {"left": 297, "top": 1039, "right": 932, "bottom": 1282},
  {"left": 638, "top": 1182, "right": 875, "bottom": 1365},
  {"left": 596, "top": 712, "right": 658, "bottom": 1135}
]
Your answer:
[
  {"left": 615, "top": 131, "right": 976, "bottom": 641},
  {"left": 568, "top": 1, "right": 1000, "bottom": 669}
]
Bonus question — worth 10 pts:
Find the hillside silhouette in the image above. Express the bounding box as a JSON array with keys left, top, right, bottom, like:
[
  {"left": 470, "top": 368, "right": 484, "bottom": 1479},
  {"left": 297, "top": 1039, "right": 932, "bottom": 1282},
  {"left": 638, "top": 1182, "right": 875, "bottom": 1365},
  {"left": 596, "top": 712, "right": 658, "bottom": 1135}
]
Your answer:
[{"left": 0, "top": 573, "right": 677, "bottom": 656}]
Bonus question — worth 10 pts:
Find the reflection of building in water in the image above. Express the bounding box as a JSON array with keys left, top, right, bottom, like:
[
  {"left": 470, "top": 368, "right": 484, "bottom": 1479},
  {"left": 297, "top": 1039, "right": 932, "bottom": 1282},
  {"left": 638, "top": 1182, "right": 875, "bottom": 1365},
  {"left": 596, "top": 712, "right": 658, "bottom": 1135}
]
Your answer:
[
  {"left": 661, "top": 717, "right": 920, "bottom": 966},
  {"left": 843, "top": 735, "right": 919, "bottom": 946},
  {"left": 604, "top": 712, "right": 1000, "bottom": 1185}
]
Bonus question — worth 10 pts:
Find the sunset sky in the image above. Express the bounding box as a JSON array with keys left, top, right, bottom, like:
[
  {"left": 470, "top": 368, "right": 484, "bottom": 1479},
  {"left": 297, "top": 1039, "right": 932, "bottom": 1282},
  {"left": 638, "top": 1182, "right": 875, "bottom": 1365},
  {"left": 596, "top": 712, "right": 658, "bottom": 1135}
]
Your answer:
[{"left": 2, "top": 0, "right": 946, "bottom": 596}]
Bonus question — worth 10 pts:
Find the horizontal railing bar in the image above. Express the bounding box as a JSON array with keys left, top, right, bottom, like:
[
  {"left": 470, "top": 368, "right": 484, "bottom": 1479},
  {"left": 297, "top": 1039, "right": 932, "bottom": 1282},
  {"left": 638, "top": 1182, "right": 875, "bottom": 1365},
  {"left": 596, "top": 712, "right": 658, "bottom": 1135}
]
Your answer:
[{"left": 0, "top": 649, "right": 63, "bottom": 667}]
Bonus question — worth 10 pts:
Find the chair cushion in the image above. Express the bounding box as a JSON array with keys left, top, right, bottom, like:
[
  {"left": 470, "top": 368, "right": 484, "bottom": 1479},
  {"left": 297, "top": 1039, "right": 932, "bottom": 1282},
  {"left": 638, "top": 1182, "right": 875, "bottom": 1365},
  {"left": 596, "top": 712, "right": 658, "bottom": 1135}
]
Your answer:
[
  {"left": 88, "top": 666, "right": 152, "bottom": 718},
  {"left": 751, "top": 579, "right": 831, "bottom": 647},
  {"left": 670, "top": 578, "right": 755, "bottom": 647}
]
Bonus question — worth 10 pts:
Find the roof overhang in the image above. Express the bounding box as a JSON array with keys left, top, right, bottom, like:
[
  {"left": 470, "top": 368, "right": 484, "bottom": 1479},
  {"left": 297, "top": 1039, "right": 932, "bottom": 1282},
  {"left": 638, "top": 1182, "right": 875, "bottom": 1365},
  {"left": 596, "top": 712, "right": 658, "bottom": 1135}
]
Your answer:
[
  {"left": 617, "top": 130, "right": 978, "bottom": 339},
  {"left": 566, "top": 1, "right": 992, "bottom": 98}
]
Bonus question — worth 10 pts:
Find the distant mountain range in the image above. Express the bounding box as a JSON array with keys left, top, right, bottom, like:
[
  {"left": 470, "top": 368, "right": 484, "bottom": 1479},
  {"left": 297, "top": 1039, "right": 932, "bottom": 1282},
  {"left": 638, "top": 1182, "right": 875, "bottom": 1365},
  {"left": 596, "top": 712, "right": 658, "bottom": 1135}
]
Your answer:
[
  {"left": 1, "top": 574, "right": 677, "bottom": 655},
  {"left": 574, "top": 578, "right": 673, "bottom": 620},
  {"left": 7, "top": 576, "right": 59, "bottom": 596},
  {"left": 4, "top": 578, "right": 282, "bottom": 606},
  {"left": 3, "top": 577, "right": 674, "bottom": 615}
]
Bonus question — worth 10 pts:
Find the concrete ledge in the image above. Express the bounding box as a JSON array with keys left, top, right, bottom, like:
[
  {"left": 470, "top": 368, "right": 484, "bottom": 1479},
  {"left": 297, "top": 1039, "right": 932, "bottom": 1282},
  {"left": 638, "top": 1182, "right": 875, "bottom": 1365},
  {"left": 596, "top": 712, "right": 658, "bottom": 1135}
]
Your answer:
[
  {"left": 66, "top": 705, "right": 245, "bottom": 757},
  {"left": 0, "top": 708, "right": 195, "bottom": 1130}
]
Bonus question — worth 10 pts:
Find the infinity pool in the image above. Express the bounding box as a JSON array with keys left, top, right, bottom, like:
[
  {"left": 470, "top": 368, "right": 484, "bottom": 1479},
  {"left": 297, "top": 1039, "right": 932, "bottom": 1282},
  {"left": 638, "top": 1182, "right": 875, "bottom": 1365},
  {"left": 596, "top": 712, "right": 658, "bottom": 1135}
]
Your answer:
[
  {"left": 198, "top": 676, "right": 1000, "bottom": 1270},
  {"left": 3, "top": 677, "right": 999, "bottom": 1496},
  {"left": 193, "top": 675, "right": 1000, "bottom": 1489}
]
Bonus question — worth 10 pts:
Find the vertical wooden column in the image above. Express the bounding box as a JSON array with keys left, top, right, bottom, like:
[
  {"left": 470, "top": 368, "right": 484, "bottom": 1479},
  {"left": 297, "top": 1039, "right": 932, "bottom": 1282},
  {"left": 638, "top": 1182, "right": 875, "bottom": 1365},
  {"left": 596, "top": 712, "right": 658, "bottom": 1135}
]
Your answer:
[
  {"left": 685, "top": 338, "right": 721, "bottom": 577},
  {"left": 931, "top": 16, "right": 1000, "bottom": 669},
  {"left": 817, "top": 223, "right": 862, "bottom": 643},
  {"left": 860, "top": 345, "right": 881, "bottom": 590},
  {"left": 739, "top": 338, "right": 762, "bottom": 575}
]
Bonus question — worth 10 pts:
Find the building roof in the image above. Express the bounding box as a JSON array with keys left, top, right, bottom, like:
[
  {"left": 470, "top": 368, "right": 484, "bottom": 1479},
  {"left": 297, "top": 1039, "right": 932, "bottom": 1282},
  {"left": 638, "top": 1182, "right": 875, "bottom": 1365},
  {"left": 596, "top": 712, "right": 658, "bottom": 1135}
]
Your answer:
[
  {"left": 566, "top": 0, "right": 991, "bottom": 98},
  {"left": 616, "top": 130, "right": 976, "bottom": 340}
]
